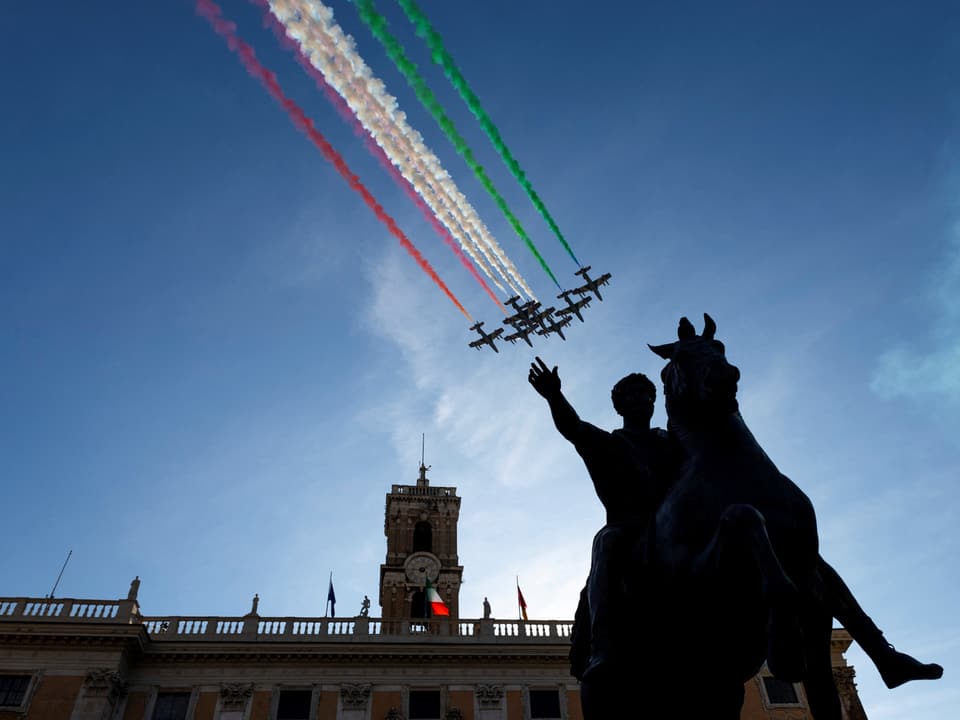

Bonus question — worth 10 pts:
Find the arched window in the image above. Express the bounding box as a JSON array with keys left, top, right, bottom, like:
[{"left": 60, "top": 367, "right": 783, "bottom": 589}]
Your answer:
[
  {"left": 413, "top": 521, "right": 432, "bottom": 553},
  {"left": 410, "top": 589, "right": 426, "bottom": 619}
]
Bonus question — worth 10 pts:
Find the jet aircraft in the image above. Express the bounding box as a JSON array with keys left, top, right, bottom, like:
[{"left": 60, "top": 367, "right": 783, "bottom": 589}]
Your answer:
[
  {"left": 536, "top": 314, "right": 573, "bottom": 341},
  {"left": 503, "top": 297, "right": 546, "bottom": 329},
  {"left": 468, "top": 322, "right": 504, "bottom": 353},
  {"left": 504, "top": 324, "right": 536, "bottom": 348},
  {"left": 555, "top": 290, "right": 592, "bottom": 323},
  {"left": 571, "top": 266, "right": 612, "bottom": 302},
  {"left": 530, "top": 305, "right": 557, "bottom": 331}
]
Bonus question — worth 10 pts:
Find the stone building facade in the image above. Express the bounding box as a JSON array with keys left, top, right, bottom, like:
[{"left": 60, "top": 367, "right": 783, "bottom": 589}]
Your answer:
[{"left": 0, "top": 465, "right": 869, "bottom": 720}]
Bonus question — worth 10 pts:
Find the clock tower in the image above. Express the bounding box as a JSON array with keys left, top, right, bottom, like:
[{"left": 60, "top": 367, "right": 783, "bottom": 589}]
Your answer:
[{"left": 379, "top": 460, "right": 463, "bottom": 620}]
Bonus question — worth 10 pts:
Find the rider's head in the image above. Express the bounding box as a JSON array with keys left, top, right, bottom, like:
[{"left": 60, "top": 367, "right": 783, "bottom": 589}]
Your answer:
[{"left": 611, "top": 373, "right": 656, "bottom": 423}]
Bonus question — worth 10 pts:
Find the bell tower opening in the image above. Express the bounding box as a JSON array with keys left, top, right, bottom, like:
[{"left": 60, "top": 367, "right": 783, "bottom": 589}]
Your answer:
[
  {"left": 413, "top": 521, "right": 432, "bottom": 553},
  {"left": 410, "top": 589, "right": 427, "bottom": 619}
]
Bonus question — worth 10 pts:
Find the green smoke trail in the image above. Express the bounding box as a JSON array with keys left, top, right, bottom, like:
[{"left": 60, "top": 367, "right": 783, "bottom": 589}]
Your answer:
[
  {"left": 355, "top": 0, "right": 561, "bottom": 289},
  {"left": 396, "top": 0, "right": 579, "bottom": 267}
]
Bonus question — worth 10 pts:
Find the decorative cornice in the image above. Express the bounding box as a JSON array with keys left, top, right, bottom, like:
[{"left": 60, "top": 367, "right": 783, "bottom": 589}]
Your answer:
[
  {"left": 476, "top": 684, "right": 504, "bottom": 707},
  {"left": 219, "top": 683, "right": 253, "bottom": 711},
  {"left": 341, "top": 683, "right": 371, "bottom": 709}
]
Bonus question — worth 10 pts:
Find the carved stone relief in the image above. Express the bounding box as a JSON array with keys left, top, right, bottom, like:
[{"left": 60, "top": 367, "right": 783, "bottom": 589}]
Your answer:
[
  {"left": 475, "top": 684, "right": 504, "bottom": 707},
  {"left": 220, "top": 683, "right": 253, "bottom": 711},
  {"left": 341, "top": 683, "right": 372, "bottom": 710},
  {"left": 84, "top": 668, "right": 125, "bottom": 701}
]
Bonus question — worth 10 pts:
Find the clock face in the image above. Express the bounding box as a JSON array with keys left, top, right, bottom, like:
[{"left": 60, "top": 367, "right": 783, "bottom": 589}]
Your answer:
[{"left": 404, "top": 552, "right": 440, "bottom": 583}]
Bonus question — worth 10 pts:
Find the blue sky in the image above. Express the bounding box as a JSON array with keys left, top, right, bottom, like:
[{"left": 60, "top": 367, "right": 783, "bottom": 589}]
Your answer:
[{"left": 1, "top": 1, "right": 957, "bottom": 716}]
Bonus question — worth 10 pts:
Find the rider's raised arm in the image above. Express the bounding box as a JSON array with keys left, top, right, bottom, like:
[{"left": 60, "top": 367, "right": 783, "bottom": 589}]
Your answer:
[{"left": 529, "top": 357, "right": 595, "bottom": 444}]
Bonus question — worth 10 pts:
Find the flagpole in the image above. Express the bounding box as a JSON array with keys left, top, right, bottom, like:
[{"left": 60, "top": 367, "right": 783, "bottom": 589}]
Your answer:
[{"left": 516, "top": 575, "right": 520, "bottom": 621}]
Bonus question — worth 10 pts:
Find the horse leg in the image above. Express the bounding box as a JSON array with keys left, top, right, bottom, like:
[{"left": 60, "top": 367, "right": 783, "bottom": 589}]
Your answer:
[
  {"left": 690, "top": 503, "right": 806, "bottom": 681},
  {"left": 800, "top": 606, "right": 842, "bottom": 720},
  {"left": 813, "top": 557, "right": 943, "bottom": 689}
]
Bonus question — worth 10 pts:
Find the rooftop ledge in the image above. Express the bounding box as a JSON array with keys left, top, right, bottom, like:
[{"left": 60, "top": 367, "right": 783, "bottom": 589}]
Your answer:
[{"left": 0, "top": 597, "right": 572, "bottom": 644}]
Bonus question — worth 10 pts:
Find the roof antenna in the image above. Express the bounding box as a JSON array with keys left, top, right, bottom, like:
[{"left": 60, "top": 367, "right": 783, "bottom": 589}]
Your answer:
[
  {"left": 418, "top": 433, "right": 430, "bottom": 487},
  {"left": 48, "top": 549, "right": 72, "bottom": 599}
]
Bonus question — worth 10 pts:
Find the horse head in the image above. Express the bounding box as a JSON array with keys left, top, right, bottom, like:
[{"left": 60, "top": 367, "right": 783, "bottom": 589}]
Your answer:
[{"left": 649, "top": 314, "right": 741, "bottom": 419}]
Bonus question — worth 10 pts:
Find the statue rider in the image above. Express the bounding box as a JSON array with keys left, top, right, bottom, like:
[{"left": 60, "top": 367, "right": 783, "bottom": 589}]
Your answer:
[{"left": 528, "top": 358, "right": 674, "bottom": 685}]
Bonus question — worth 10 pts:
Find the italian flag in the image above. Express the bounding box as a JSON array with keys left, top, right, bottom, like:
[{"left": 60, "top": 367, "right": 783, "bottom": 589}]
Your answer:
[{"left": 426, "top": 579, "right": 450, "bottom": 617}]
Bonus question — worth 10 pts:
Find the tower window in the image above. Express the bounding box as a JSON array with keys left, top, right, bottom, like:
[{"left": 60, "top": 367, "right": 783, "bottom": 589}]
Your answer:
[
  {"left": 529, "top": 689, "right": 561, "bottom": 718},
  {"left": 409, "top": 689, "right": 441, "bottom": 719},
  {"left": 413, "top": 521, "right": 433, "bottom": 553}
]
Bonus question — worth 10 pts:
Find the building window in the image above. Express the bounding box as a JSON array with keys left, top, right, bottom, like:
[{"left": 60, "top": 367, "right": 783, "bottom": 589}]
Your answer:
[
  {"left": 409, "top": 689, "right": 441, "bottom": 719},
  {"left": 0, "top": 675, "right": 31, "bottom": 708},
  {"left": 276, "top": 689, "right": 312, "bottom": 720},
  {"left": 529, "top": 689, "right": 561, "bottom": 719},
  {"left": 152, "top": 692, "right": 191, "bottom": 720},
  {"left": 413, "top": 522, "right": 433, "bottom": 553},
  {"left": 762, "top": 676, "right": 800, "bottom": 705}
]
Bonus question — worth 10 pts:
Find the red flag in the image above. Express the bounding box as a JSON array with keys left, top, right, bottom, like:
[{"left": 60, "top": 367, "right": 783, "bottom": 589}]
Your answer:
[{"left": 517, "top": 584, "right": 528, "bottom": 621}]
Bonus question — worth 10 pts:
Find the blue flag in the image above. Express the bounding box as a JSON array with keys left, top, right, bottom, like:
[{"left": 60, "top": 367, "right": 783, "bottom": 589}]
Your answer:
[{"left": 327, "top": 577, "right": 336, "bottom": 617}]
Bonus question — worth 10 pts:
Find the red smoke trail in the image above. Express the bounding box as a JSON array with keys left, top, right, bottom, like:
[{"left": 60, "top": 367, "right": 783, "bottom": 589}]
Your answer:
[
  {"left": 195, "top": 0, "right": 471, "bottom": 321},
  {"left": 254, "top": 1, "right": 504, "bottom": 314}
]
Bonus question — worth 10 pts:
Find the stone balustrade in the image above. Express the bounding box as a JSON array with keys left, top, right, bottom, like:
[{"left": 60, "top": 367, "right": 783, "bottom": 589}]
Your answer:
[
  {"left": 0, "top": 597, "right": 129, "bottom": 621},
  {"left": 0, "top": 597, "right": 572, "bottom": 644},
  {"left": 390, "top": 484, "right": 457, "bottom": 497}
]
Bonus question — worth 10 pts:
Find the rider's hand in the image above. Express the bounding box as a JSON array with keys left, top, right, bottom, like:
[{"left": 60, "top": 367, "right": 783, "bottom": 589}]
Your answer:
[{"left": 528, "top": 356, "right": 561, "bottom": 399}]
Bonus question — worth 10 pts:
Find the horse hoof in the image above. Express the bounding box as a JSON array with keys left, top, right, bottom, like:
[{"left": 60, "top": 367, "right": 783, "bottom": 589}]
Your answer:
[{"left": 767, "top": 607, "right": 806, "bottom": 682}]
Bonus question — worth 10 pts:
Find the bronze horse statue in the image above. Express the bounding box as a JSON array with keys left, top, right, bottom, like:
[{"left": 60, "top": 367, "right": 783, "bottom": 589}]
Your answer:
[{"left": 645, "top": 314, "right": 836, "bottom": 717}]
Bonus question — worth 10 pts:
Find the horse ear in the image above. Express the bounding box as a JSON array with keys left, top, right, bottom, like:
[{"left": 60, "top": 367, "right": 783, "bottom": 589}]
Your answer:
[
  {"left": 702, "top": 313, "right": 716, "bottom": 339},
  {"left": 678, "top": 317, "right": 696, "bottom": 340},
  {"left": 648, "top": 342, "right": 676, "bottom": 360}
]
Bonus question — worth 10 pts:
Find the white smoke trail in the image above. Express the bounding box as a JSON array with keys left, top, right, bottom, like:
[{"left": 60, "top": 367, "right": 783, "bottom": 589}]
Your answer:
[
  {"left": 288, "top": 5, "right": 526, "bottom": 298},
  {"left": 270, "top": 0, "right": 537, "bottom": 300},
  {"left": 274, "top": 5, "right": 508, "bottom": 294}
]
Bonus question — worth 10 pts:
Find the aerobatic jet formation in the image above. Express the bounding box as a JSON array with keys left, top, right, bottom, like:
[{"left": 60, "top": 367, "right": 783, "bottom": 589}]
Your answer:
[
  {"left": 468, "top": 322, "right": 504, "bottom": 353},
  {"left": 465, "top": 269, "right": 611, "bottom": 352}
]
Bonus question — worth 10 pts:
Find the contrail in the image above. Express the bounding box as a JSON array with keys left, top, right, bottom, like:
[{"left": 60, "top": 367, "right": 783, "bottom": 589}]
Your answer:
[
  {"left": 255, "top": 2, "right": 504, "bottom": 311},
  {"left": 355, "top": 0, "right": 563, "bottom": 288},
  {"left": 395, "top": 0, "right": 580, "bottom": 266},
  {"left": 272, "top": 0, "right": 538, "bottom": 300},
  {"left": 195, "top": 0, "right": 472, "bottom": 320}
]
